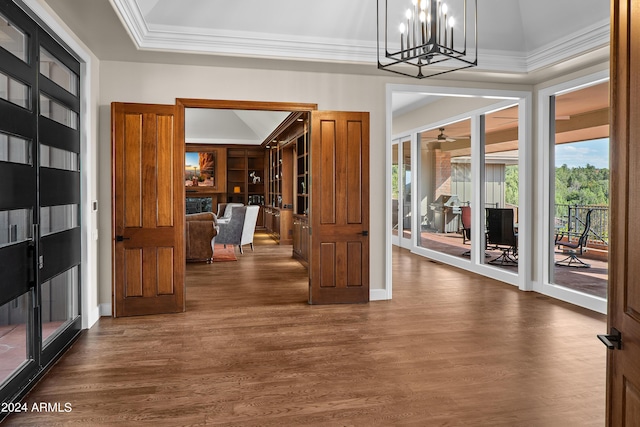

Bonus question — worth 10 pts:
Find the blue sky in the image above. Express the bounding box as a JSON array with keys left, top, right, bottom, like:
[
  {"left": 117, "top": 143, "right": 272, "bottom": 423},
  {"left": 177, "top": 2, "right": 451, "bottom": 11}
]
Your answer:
[{"left": 555, "top": 138, "right": 609, "bottom": 169}]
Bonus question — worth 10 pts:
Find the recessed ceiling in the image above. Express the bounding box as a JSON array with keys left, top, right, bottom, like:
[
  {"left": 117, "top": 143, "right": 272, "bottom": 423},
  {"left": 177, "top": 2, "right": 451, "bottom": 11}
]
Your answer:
[
  {"left": 42, "top": 0, "right": 609, "bottom": 75},
  {"left": 108, "top": 0, "right": 609, "bottom": 73}
]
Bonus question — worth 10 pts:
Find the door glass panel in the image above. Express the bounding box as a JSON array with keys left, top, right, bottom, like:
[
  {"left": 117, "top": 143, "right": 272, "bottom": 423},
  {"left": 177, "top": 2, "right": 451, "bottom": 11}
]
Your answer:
[
  {"left": 417, "top": 119, "right": 471, "bottom": 260},
  {"left": 0, "top": 208, "right": 32, "bottom": 248},
  {"left": 39, "top": 94, "right": 78, "bottom": 129},
  {"left": 41, "top": 266, "right": 79, "bottom": 346},
  {"left": 391, "top": 143, "right": 399, "bottom": 238},
  {"left": 0, "top": 13, "right": 28, "bottom": 63},
  {"left": 0, "top": 293, "right": 30, "bottom": 386},
  {"left": 0, "top": 71, "right": 30, "bottom": 109},
  {"left": 39, "top": 47, "right": 78, "bottom": 95},
  {"left": 550, "top": 81, "right": 609, "bottom": 298},
  {"left": 0, "top": 132, "right": 31, "bottom": 165},
  {"left": 40, "top": 145, "right": 78, "bottom": 171},
  {"left": 40, "top": 204, "right": 79, "bottom": 236},
  {"left": 482, "top": 106, "right": 520, "bottom": 273}
]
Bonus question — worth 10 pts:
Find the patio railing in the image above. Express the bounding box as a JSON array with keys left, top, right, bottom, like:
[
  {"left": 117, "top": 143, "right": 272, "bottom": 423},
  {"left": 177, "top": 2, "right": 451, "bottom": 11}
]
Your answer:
[{"left": 555, "top": 204, "right": 609, "bottom": 246}]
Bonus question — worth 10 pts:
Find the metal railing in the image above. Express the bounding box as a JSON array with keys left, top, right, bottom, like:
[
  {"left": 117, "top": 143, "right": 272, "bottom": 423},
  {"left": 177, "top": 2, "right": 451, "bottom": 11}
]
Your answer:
[{"left": 555, "top": 204, "right": 609, "bottom": 246}]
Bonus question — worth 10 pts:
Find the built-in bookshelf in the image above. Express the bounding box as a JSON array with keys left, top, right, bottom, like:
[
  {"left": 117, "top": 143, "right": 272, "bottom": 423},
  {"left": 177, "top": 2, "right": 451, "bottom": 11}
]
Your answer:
[
  {"left": 226, "top": 148, "right": 265, "bottom": 206},
  {"left": 295, "top": 132, "right": 309, "bottom": 216}
]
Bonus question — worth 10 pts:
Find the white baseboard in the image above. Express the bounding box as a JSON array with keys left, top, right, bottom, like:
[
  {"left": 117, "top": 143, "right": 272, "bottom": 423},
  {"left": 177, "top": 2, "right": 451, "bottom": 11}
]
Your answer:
[
  {"left": 99, "top": 303, "right": 112, "bottom": 317},
  {"left": 83, "top": 305, "right": 101, "bottom": 329},
  {"left": 370, "top": 288, "right": 390, "bottom": 301}
]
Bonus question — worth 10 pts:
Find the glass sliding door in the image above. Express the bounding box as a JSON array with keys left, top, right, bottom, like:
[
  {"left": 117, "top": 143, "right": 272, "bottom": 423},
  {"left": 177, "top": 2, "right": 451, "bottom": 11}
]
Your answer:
[
  {"left": 416, "top": 119, "right": 471, "bottom": 260},
  {"left": 481, "top": 105, "right": 520, "bottom": 275},
  {"left": 549, "top": 81, "right": 609, "bottom": 299}
]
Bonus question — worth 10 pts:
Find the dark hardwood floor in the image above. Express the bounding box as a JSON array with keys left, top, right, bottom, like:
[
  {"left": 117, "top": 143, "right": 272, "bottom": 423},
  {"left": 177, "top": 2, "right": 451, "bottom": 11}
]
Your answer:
[{"left": 6, "top": 232, "right": 606, "bottom": 426}]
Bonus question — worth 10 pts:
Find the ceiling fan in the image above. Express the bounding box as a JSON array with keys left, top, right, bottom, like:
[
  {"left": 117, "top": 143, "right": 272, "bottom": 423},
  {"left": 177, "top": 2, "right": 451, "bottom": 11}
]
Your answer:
[{"left": 425, "top": 128, "right": 457, "bottom": 143}]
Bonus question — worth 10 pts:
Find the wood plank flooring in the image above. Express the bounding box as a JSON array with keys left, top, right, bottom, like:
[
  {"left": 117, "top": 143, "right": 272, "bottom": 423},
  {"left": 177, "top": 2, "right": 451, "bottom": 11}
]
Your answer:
[{"left": 6, "top": 233, "right": 606, "bottom": 426}]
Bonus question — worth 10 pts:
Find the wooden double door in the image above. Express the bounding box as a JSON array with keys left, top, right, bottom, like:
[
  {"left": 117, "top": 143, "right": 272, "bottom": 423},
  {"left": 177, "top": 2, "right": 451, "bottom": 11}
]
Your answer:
[{"left": 112, "top": 102, "right": 370, "bottom": 317}]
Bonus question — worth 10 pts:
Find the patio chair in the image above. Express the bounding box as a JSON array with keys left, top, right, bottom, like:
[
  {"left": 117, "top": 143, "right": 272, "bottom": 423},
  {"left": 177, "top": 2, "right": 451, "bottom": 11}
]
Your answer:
[
  {"left": 554, "top": 209, "right": 593, "bottom": 268},
  {"left": 486, "top": 208, "right": 518, "bottom": 266},
  {"left": 460, "top": 205, "right": 471, "bottom": 256}
]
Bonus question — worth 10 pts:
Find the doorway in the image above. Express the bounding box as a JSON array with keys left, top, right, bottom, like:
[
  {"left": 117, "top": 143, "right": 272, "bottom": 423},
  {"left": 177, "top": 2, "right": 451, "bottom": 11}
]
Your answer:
[{"left": 112, "top": 98, "right": 371, "bottom": 314}]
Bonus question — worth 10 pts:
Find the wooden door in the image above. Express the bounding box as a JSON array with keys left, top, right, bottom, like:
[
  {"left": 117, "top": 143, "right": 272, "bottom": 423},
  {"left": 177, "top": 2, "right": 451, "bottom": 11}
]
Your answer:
[
  {"left": 112, "top": 103, "right": 185, "bottom": 317},
  {"left": 608, "top": 1, "right": 640, "bottom": 424},
  {"left": 309, "top": 111, "right": 369, "bottom": 304}
]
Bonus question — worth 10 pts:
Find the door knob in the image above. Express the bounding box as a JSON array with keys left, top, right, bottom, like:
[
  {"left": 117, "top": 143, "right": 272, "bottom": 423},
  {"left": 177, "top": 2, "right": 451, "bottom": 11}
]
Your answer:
[
  {"left": 115, "top": 235, "right": 130, "bottom": 242},
  {"left": 597, "top": 327, "right": 622, "bottom": 350}
]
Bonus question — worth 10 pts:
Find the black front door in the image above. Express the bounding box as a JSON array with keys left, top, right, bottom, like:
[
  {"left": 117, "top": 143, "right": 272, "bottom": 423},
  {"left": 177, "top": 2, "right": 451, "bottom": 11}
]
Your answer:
[{"left": 0, "top": 0, "right": 82, "bottom": 408}]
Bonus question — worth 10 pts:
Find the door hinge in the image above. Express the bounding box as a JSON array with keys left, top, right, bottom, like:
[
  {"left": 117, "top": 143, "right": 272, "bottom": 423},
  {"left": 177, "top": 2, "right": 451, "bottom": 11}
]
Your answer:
[{"left": 597, "top": 327, "right": 622, "bottom": 350}]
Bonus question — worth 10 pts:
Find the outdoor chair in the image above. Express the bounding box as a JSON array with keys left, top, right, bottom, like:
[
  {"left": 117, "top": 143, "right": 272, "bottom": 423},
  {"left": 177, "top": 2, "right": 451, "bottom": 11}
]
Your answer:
[
  {"left": 554, "top": 209, "right": 593, "bottom": 268},
  {"left": 486, "top": 208, "right": 518, "bottom": 266}
]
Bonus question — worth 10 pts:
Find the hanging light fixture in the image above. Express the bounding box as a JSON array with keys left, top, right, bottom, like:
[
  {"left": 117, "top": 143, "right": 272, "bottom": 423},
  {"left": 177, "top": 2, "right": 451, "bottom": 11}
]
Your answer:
[{"left": 377, "top": 0, "right": 478, "bottom": 79}]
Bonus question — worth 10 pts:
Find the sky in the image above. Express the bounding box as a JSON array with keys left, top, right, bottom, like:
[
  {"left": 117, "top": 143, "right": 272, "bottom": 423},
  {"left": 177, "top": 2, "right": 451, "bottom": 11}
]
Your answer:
[{"left": 555, "top": 138, "right": 609, "bottom": 169}]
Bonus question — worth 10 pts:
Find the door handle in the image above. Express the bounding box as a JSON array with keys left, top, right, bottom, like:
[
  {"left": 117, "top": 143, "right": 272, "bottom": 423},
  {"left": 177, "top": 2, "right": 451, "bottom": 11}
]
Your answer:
[
  {"left": 361, "top": 230, "right": 369, "bottom": 237},
  {"left": 115, "top": 235, "right": 130, "bottom": 242},
  {"left": 597, "top": 327, "right": 622, "bottom": 350}
]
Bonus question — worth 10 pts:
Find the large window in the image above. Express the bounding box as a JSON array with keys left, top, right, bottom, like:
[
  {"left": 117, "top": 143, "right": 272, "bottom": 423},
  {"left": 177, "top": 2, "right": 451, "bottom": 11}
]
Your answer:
[
  {"left": 417, "top": 119, "right": 472, "bottom": 260},
  {"left": 548, "top": 81, "right": 609, "bottom": 300},
  {"left": 389, "top": 87, "right": 528, "bottom": 299}
]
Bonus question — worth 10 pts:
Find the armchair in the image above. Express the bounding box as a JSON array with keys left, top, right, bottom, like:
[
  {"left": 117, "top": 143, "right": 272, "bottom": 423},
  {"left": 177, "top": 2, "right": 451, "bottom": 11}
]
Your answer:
[
  {"left": 216, "top": 206, "right": 260, "bottom": 254},
  {"left": 486, "top": 208, "right": 518, "bottom": 266},
  {"left": 554, "top": 209, "right": 593, "bottom": 268},
  {"left": 185, "top": 212, "right": 219, "bottom": 263},
  {"left": 216, "top": 203, "right": 244, "bottom": 224}
]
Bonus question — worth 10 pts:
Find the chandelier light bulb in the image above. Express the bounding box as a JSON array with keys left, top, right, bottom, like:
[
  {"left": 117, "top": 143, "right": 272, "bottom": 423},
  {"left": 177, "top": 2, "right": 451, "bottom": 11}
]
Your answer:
[
  {"left": 399, "top": 22, "right": 406, "bottom": 34},
  {"left": 412, "top": 0, "right": 418, "bottom": 5},
  {"left": 449, "top": 17, "right": 455, "bottom": 27},
  {"left": 442, "top": 3, "right": 448, "bottom": 15},
  {"left": 420, "top": 0, "right": 427, "bottom": 10},
  {"left": 405, "top": 8, "right": 413, "bottom": 20},
  {"left": 419, "top": 11, "right": 426, "bottom": 22},
  {"left": 427, "top": 13, "right": 432, "bottom": 23}
]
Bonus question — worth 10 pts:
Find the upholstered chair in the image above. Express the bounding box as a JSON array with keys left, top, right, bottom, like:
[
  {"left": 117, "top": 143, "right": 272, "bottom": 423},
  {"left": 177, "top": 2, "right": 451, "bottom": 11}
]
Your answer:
[
  {"left": 216, "top": 203, "right": 244, "bottom": 225},
  {"left": 185, "top": 212, "right": 219, "bottom": 263},
  {"left": 216, "top": 205, "right": 260, "bottom": 254}
]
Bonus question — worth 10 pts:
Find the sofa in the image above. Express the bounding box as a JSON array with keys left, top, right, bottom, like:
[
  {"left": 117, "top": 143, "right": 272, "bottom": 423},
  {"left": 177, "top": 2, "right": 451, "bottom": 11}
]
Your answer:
[{"left": 185, "top": 212, "right": 219, "bottom": 262}]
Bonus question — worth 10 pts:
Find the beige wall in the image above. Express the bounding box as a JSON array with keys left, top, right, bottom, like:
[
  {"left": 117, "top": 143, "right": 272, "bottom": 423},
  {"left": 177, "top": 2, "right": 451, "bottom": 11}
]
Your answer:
[{"left": 97, "top": 61, "right": 395, "bottom": 305}]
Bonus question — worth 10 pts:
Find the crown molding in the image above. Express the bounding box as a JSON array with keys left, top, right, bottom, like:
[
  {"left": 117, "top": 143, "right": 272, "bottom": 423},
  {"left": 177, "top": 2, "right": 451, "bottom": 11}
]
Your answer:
[
  {"left": 111, "top": 0, "right": 609, "bottom": 74},
  {"left": 526, "top": 18, "right": 610, "bottom": 71}
]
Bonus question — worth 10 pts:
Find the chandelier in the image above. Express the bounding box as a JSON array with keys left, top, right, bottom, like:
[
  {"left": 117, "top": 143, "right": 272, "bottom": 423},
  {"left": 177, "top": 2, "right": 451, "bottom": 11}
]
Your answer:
[{"left": 377, "top": 0, "right": 478, "bottom": 79}]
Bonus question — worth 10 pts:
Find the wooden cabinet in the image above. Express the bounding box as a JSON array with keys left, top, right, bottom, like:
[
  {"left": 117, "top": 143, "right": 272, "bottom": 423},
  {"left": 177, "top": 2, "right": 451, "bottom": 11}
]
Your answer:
[
  {"left": 265, "top": 137, "right": 294, "bottom": 244},
  {"left": 292, "top": 214, "right": 309, "bottom": 265},
  {"left": 264, "top": 206, "right": 292, "bottom": 245}
]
